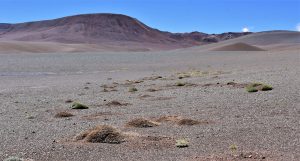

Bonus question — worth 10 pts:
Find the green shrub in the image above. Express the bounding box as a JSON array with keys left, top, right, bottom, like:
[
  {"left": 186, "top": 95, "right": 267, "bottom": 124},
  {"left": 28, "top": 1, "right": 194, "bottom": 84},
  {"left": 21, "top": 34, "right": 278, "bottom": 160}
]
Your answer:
[
  {"left": 129, "top": 87, "right": 138, "bottom": 92},
  {"left": 71, "top": 102, "right": 89, "bottom": 109},
  {"left": 246, "top": 86, "right": 258, "bottom": 93},
  {"left": 176, "top": 82, "right": 186, "bottom": 86},
  {"left": 176, "top": 139, "right": 189, "bottom": 148},
  {"left": 246, "top": 82, "right": 273, "bottom": 92},
  {"left": 261, "top": 85, "right": 273, "bottom": 91},
  {"left": 4, "top": 157, "right": 23, "bottom": 161}
]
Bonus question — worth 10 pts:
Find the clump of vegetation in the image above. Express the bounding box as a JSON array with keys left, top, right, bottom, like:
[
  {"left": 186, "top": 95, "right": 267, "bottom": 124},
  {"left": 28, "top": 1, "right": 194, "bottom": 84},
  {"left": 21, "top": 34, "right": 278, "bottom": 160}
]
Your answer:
[
  {"left": 156, "top": 116, "right": 211, "bottom": 126},
  {"left": 4, "top": 157, "right": 23, "bottom": 161},
  {"left": 176, "top": 119, "right": 201, "bottom": 126},
  {"left": 26, "top": 115, "right": 35, "bottom": 119},
  {"left": 74, "top": 125, "right": 125, "bottom": 144},
  {"left": 128, "top": 87, "right": 138, "bottom": 92},
  {"left": 246, "top": 86, "right": 259, "bottom": 93},
  {"left": 176, "top": 139, "right": 189, "bottom": 148},
  {"left": 105, "top": 100, "right": 129, "bottom": 106},
  {"left": 142, "top": 76, "right": 162, "bottom": 80},
  {"left": 55, "top": 111, "right": 74, "bottom": 118},
  {"left": 101, "top": 84, "right": 118, "bottom": 92},
  {"left": 146, "top": 88, "right": 160, "bottom": 92},
  {"left": 176, "top": 82, "right": 186, "bottom": 86},
  {"left": 245, "top": 83, "right": 273, "bottom": 92},
  {"left": 261, "top": 84, "right": 273, "bottom": 91},
  {"left": 71, "top": 102, "right": 89, "bottom": 109},
  {"left": 156, "top": 116, "right": 182, "bottom": 122},
  {"left": 230, "top": 144, "right": 238, "bottom": 151},
  {"left": 126, "top": 118, "right": 160, "bottom": 128}
]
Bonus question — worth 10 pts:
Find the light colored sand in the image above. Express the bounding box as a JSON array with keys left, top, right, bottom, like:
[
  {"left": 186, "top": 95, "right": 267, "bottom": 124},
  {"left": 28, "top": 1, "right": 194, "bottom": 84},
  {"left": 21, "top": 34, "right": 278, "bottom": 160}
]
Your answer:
[
  {"left": 1, "top": 31, "right": 299, "bottom": 53},
  {"left": 0, "top": 31, "right": 299, "bottom": 160},
  {"left": 212, "top": 42, "right": 265, "bottom": 51},
  {"left": 0, "top": 42, "right": 299, "bottom": 161}
]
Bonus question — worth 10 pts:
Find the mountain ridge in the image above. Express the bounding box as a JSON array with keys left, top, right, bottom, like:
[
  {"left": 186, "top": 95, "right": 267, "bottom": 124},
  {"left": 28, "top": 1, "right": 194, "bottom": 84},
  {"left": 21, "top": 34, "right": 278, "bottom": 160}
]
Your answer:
[{"left": 0, "top": 13, "right": 251, "bottom": 50}]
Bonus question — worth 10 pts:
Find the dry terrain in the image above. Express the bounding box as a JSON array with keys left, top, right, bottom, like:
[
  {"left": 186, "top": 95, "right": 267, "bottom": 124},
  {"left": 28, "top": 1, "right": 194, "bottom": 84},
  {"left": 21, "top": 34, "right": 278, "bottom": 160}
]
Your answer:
[{"left": 0, "top": 31, "right": 299, "bottom": 161}]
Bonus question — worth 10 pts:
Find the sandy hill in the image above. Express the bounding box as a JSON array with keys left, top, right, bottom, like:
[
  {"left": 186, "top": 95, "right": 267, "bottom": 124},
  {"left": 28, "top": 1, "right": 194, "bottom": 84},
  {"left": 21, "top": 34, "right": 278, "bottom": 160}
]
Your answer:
[
  {"left": 0, "top": 13, "right": 250, "bottom": 53},
  {"left": 212, "top": 43, "right": 265, "bottom": 51},
  {"left": 180, "top": 31, "right": 300, "bottom": 52}
]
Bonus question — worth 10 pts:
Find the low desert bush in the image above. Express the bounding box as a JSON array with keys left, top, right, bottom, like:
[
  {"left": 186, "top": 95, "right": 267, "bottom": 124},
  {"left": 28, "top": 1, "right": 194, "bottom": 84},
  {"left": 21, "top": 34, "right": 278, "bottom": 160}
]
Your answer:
[
  {"left": 126, "top": 118, "right": 160, "bottom": 128},
  {"left": 246, "top": 83, "right": 273, "bottom": 92},
  {"left": 71, "top": 102, "right": 89, "bottom": 109}
]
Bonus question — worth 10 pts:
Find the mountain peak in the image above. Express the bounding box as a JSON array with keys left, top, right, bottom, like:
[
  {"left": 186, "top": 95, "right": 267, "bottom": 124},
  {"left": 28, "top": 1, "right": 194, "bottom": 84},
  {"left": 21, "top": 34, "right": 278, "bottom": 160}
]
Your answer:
[{"left": 0, "top": 13, "right": 251, "bottom": 50}]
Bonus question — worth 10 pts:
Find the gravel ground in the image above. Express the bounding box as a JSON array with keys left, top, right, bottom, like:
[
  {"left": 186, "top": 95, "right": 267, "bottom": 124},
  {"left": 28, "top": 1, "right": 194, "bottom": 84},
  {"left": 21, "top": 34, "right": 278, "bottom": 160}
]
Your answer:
[{"left": 0, "top": 49, "right": 299, "bottom": 161}]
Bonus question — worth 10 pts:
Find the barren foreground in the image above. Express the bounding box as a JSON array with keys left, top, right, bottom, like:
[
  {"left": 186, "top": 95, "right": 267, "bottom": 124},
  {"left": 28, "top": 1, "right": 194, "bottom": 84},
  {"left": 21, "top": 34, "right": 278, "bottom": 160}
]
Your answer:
[{"left": 0, "top": 47, "right": 299, "bottom": 160}]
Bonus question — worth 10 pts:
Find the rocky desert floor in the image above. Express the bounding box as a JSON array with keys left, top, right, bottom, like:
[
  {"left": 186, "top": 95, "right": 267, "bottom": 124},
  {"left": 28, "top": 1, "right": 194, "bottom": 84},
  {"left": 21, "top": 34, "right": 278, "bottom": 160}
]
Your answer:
[{"left": 0, "top": 49, "right": 299, "bottom": 161}]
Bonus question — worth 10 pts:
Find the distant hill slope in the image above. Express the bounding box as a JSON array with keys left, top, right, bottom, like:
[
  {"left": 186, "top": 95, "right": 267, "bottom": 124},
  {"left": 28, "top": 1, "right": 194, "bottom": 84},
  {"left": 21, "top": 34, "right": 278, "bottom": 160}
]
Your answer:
[
  {"left": 0, "top": 13, "right": 250, "bottom": 52},
  {"left": 212, "top": 43, "right": 265, "bottom": 51},
  {"left": 223, "top": 31, "right": 300, "bottom": 45},
  {"left": 180, "top": 31, "right": 300, "bottom": 52}
]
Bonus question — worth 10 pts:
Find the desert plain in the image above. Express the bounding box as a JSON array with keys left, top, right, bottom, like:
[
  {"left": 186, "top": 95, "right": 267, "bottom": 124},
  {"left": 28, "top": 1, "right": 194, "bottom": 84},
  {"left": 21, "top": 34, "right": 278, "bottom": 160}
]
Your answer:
[{"left": 0, "top": 16, "right": 299, "bottom": 161}]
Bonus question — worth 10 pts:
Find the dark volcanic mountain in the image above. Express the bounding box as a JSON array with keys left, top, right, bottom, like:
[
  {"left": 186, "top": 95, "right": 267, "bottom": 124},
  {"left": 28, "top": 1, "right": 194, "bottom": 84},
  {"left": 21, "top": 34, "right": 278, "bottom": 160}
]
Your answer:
[{"left": 0, "top": 14, "right": 251, "bottom": 51}]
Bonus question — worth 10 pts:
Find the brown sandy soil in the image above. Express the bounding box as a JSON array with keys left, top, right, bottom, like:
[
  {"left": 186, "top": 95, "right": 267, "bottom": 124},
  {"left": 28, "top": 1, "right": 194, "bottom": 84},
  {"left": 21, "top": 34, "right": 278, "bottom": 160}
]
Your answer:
[
  {"left": 0, "top": 32, "right": 299, "bottom": 160},
  {"left": 212, "top": 43, "right": 265, "bottom": 51}
]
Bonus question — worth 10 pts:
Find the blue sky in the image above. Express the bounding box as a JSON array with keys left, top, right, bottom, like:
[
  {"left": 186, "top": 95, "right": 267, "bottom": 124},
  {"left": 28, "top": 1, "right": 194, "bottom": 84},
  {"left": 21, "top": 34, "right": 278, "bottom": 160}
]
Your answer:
[{"left": 1, "top": 0, "right": 299, "bottom": 33}]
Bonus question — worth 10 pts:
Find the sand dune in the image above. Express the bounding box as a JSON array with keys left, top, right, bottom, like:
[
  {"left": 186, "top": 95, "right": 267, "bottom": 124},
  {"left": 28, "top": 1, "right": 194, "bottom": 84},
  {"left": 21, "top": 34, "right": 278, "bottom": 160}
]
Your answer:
[
  {"left": 212, "top": 42, "right": 265, "bottom": 51},
  {"left": 0, "top": 31, "right": 298, "bottom": 53},
  {"left": 180, "top": 31, "right": 300, "bottom": 53},
  {"left": 0, "top": 41, "right": 175, "bottom": 53}
]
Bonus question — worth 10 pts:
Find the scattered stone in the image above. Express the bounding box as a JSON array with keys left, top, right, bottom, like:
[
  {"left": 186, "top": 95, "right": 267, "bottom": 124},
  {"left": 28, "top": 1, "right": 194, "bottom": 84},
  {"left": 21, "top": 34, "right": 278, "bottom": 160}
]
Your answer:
[{"left": 65, "top": 99, "right": 73, "bottom": 103}]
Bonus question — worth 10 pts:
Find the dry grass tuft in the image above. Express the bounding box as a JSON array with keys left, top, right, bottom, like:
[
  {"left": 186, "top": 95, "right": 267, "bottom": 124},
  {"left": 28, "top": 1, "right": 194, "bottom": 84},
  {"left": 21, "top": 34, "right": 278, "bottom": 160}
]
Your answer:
[
  {"left": 138, "top": 94, "right": 154, "bottom": 99},
  {"left": 142, "top": 76, "right": 163, "bottom": 81},
  {"left": 125, "top": 80, "right": 144, "bottom": 85},
  {"left": 74, "top": 125, "right": 125, "bottom": 144},
  {"left": 156, "top": 115, "right": 182, "bottom": 122},
  {"left": 157, "top": 116, "right": 211, "bottom": 126},
  {"left": 126, "top": 118, "right": 160, "bottom": 128},
  {"left": 55, "top": 111, "right": 74, "bottom": 118},
  {"left": 105, "top": 101, "right": 129, "bottom": 106},
  {"left": 146, "top": 88, "right": 161, "bottom": 92},
  {"left": 101, "top": 84, "right": 118, "bottom": 92},
  {"left": 176, "top": 119, "right": 201, "bottom": 126}
]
